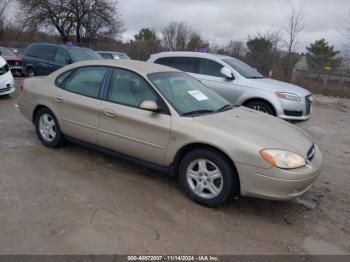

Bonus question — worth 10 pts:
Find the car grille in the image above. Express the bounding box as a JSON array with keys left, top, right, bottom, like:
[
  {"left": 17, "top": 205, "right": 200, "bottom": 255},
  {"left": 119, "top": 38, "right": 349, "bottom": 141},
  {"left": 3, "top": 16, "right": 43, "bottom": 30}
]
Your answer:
[
  {"left": 0, "top": 86, "right": 11, "bottom": 93},
  {"left": 307, "top": 145, "right": 315, "bottom": 161},
  {"left": 7, "top": 60, "right": 22, "bottom": 67},
  {"left": 284, "top": 110, "right": 303, "bottom": 117},
  {"left": 305, "top": 95, "right": 312, "bottom": 115}
]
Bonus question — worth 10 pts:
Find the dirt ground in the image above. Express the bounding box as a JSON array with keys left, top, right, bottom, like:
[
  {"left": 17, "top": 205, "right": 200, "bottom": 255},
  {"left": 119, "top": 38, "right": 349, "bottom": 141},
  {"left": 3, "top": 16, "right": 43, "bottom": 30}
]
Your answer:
[{"left": 0, "top": 80, "right": 349, "bottom": 255}]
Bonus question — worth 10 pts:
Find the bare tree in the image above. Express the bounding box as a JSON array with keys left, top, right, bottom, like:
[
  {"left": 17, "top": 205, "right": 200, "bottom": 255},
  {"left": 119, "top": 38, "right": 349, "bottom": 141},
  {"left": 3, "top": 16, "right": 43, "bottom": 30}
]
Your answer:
[
  {"left": 162, "top": 22, "right": 191, "bottom": 51},
  {"left": 17, "top": 0, "right": 124, "bottom": 45},
  {"left": 18, "top": 0, "right": 74, "bottom": 42},
  {"left": 0, "top": 0, "right": 10, "bottom": 41},
  {"left": 283, "top": 2, "right": 305, "bottom": 80}
]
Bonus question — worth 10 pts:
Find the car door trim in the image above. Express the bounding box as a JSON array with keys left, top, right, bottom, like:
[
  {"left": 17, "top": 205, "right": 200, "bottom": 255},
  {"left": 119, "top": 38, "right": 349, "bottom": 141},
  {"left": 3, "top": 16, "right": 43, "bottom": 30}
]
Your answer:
[
  {"left": 99, "top": 127, "right": 164, "bottom": 149},
  {"left": 62, "top": 118, "right": 98, "bottom": 131}
]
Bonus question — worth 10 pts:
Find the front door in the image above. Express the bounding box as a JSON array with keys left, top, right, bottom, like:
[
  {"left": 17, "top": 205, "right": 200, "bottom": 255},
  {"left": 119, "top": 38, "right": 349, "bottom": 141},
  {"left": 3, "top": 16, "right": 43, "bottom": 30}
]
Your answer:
[
  {"left": 192, "top": 58, "right": 244, "bottom": 105},
  {"left": 98, "top": 68, "right": 171, "bottom": 165}
]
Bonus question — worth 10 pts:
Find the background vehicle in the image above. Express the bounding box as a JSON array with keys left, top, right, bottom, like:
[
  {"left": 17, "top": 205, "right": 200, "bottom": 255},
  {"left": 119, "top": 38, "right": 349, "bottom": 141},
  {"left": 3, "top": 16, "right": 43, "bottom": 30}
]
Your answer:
[
  {"left": 148, "top": 52, "right": 313, "bottom": 121},
  {"left": 18, "top": 60, "right": 322, "bottom": 207},
  {"left": 10, "top": 48, "right": 24, "bottom": 58},
  {"left": 0, "top": 56, "right": 15, "bottom": 96},
  {"left": 98, "top": 51, "right": 131, "bottom": 60},
  {"left": 22, "top": 43, "right": 102, "bottom": 77},
  {"left": 0, "top": 46, "right": 23, "bottom": 76}
]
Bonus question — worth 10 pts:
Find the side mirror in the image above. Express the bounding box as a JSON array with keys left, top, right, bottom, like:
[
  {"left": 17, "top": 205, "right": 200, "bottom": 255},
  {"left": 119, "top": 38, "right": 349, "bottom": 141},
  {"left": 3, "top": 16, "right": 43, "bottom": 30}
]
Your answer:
[
  {"left": 66, "top": 58, "right": 73, "bottom": 64},
  {"left": 221, "top": 67, "right": 234, "bottom": 80},
  {"left": 140, "top": 100, "right": 159, "bottom": 112}
]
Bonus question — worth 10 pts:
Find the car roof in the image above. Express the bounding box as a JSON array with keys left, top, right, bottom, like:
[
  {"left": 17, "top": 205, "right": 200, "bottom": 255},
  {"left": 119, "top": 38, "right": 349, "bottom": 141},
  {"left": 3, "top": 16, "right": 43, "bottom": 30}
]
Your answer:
[
  {"left": 150, "top": 51, "right": 232, "bottom": 60},
  {"left": 28, "top": 43, "right": 91, "bottom": 50},
  {"left": 98, "top": 51, "right": 126, "bottom": 55},
  {"left": 63, "top": 59, "right": 180, "bottom": 75}
]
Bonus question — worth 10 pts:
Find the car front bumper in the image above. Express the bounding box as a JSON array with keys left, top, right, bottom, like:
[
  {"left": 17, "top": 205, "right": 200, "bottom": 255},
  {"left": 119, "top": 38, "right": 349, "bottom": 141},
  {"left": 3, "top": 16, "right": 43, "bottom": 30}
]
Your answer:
[
  {"left": 0, "top": 72, "right": 15, "bottom": 96},
  {"left": 236, "top": 145, "right": 322, "bottom": 200},
  {"left": 276, "top": 95, "right": 312, "bottom": 121}
]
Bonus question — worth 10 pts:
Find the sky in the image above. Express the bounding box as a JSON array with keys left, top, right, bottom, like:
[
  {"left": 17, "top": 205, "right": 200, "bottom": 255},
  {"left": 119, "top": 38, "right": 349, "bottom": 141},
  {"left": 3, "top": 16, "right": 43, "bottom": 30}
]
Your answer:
[{"left": 118, "top": 0, "right": 350, "bottom": 52}]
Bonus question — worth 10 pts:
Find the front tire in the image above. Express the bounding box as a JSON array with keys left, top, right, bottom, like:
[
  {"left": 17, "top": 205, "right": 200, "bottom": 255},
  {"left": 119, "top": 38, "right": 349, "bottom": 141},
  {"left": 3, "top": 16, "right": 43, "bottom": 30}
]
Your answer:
[
  {"left": 34, "top": 108, "right": 64, "bottom": 148},
  {"left": 178, "top": 149, "right": 239, "bottom": 207},
  {"left": 245, "top": 100, "right": 275, "bottom": 115}
]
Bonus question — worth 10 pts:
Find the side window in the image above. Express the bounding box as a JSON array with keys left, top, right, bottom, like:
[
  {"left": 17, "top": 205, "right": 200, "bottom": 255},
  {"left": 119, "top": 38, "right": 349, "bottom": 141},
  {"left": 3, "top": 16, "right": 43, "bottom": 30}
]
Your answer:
[
  {"left": 55, "top": 70, "right": 73, "bottom": 87},
  {"left": 198, "top": 58, "right": 224, "bottom": 77},
  {"left": 155, "top": 57, "right": 198, "bottom": 73},
  {"left": 155, "top": 57, "right": 173, "bottom": 67},
  {"left": 37, "top": 46, "right": 57, "bottom": 60},
  {"left": 25, "top": 45, "right": 40, "bottom": 57},
  {"left": 108, "top": 69, "right": 158, "bottom": 109},
  {"left": 63, "top": 67, "right": 107, "bottom": 98},
  {"left": 55, "top": 48, "right": 70, "bottom": 64}
]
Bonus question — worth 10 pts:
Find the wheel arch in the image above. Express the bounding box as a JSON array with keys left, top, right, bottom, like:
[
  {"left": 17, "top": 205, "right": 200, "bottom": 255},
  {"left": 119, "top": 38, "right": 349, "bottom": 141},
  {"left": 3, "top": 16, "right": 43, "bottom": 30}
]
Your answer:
[
  {"left": 172, "top": 143, "right": 241, "bottom": 195},
  {"left": 242, "top": 97, "right": 277, "bottom": 116},
  {"left": 32, "top": 104, "right": 53, "bottom": 123}
]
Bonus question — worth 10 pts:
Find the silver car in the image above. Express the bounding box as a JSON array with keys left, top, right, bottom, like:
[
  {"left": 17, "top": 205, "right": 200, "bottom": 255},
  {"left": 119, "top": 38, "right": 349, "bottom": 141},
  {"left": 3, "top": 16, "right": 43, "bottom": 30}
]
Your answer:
[{"left": 148, "top": 52, "right": 312, "bottom": 121}]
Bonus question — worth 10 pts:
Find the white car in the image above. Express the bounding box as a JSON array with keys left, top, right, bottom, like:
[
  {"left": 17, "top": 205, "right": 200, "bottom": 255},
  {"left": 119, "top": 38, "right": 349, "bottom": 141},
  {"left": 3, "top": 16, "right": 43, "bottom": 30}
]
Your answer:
[
  {"left": 0, "top": 56, "right": 15, "bottom": 96},
  {"left": 148, "top": 52, "right": 312, "bottom": 121}
]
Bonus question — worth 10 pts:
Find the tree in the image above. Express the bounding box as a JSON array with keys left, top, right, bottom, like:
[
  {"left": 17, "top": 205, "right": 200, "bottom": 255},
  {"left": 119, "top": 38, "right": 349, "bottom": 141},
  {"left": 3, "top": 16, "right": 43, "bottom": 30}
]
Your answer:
[
  {"left": 18, "top": 0, "right": 74, "bottom": 43},
  {"left": 0, "top": 0, "right": 9, "bottom": 41},
  {"left": 131, "top": 28, "right": 162, "bottom": 61},
  {"left": 162, "top": 22, "right": 191, "bottom": 51},
  {"left": 306, "top": 39, "right": 340, "bottom": 74},
  {"left": 134, "top": 28, "right": 158, "bottom": 42},
  {"left": 283, "top": 3, "right": 305, "bottom": 80},
  {"left": 17, "top": 0, "right": 124, "bottom": 45},
  {"left": 186, "top": 32, "right": 209, "bottom": 52},
  {"left": 245, "top": 36, "right": 274, "bottom": 76}
]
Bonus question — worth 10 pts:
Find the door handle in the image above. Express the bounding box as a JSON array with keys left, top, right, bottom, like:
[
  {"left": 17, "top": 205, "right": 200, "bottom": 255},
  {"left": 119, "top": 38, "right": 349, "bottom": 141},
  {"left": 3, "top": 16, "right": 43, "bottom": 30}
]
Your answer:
[
  {"left": 55, "top": 97, "right": 63, "bottom": 103},
  {"left": 103, "top": 108, "right": 116, "bottom": 118}
]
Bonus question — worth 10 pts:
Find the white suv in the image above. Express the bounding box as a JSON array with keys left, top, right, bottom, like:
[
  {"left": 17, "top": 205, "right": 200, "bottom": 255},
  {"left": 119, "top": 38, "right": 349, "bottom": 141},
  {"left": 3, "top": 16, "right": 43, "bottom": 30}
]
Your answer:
[
  {"left": 0, "top": 56, "right": 15, "bottom": 96},
  {"left": 148, "top": 52, "right": 312, "bottom": 121}
]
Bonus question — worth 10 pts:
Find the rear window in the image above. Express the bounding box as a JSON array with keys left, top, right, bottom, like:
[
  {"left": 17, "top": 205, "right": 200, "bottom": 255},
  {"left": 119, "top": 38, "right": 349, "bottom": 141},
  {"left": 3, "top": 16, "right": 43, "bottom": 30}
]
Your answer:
[
  {"left": 0, "top": 47, "right": 15, "bottom": 56},
  {"left": 67, "top": 48, "right": 102, "bottom": 61},
  {"left": 25, "top": 44, "right": 56, "bottom": 60}
]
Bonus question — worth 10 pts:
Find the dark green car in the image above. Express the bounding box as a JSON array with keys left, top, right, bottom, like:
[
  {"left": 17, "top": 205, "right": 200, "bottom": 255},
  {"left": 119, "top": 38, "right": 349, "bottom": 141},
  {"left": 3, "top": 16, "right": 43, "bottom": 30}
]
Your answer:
[{"left": 22, "top": 43, "right": 102, "bottom": 77}]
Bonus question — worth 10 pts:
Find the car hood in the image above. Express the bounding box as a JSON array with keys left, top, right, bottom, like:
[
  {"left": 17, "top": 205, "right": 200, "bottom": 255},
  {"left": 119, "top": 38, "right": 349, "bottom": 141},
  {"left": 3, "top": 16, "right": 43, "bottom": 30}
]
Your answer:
[
  {"left": 2, "top": 55, "right": 22, "bottom": 62},
  {"left": 245, "top": 78, "right": 311, "bottom": 97},
  {"left": 195, "top": 107, "right": 313, "bottom": 156}
]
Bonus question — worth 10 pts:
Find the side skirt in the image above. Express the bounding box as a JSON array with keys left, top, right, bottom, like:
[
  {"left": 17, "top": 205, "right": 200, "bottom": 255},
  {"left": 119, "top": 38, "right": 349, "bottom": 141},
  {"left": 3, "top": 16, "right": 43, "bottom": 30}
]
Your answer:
[{"left": 64, "top": 136, "right": 175, "bottom": 176}]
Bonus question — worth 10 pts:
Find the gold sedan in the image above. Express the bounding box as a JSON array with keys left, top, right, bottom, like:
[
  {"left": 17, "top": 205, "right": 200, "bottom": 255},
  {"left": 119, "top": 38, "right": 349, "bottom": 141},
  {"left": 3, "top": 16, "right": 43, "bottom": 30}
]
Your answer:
[{"left": 18, "top": 60, "right": 322, "bottom": 207}]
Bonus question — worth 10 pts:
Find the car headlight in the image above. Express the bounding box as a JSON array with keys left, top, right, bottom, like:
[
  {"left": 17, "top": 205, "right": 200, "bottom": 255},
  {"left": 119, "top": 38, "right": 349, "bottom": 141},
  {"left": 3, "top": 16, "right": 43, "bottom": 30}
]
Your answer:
[
  {"left": 275, "top": 92, "right": 301, "bottom": 102},
  {"left": 260, "top": 149, "right": 306, "bottom": 169}
]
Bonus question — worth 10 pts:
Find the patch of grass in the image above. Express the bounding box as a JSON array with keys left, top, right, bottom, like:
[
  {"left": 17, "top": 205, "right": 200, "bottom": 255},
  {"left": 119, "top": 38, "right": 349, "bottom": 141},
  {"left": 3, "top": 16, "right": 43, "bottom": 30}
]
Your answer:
[{"left": 295, "top": 78, "right": 350, "bottom": 98}]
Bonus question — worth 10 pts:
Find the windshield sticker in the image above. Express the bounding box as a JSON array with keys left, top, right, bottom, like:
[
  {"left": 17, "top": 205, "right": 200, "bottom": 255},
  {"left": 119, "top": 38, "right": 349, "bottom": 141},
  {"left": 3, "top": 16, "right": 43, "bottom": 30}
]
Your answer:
[{"left": 188, "top": 90, "right": 209, "bottom": 101}]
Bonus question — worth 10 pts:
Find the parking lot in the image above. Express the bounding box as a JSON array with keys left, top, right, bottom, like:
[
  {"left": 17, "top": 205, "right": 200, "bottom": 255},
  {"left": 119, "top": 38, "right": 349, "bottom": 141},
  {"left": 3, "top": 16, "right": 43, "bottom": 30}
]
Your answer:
[{"left": 0, "top": 79, "right": 349, "bottom": 255}]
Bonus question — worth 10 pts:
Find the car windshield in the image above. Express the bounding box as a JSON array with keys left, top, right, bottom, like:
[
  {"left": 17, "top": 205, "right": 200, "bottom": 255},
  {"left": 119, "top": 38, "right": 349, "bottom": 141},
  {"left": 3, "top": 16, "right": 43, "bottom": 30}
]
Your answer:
[
  {"left": 0, "top": 47, "right": 16, "bottom": 56},
  {"left": 148, "top": 72, "right": 233, "bottom": 116},
  {"left": 114, "top": 53, "right": 130, "bottom": 60},
  {"left": 67, "top": 48, "right": 102, "bottom": 61},
  {"left": 223, "top": 58, "right": 264, "bottom": 79}
]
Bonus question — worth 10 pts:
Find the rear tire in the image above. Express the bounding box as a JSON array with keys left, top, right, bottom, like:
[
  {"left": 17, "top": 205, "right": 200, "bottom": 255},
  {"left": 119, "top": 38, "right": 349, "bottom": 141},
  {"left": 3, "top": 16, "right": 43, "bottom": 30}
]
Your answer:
[
  {"left": 27, "top": 68, "right": 35, "bottom": 77},
  {"left": 245, "top": 100, "right": 275, "bottom": 115},
  {"left": 178, "top": 149, "right": 239, "bottom": 207},
  {"left": 34, "top": 108, "right": 64, "bottom": 148}
]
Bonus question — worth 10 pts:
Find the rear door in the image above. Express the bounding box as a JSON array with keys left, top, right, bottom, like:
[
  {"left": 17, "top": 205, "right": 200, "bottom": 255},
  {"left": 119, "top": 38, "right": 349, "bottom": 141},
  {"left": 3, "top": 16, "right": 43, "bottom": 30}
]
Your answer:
[
  {"left": 98, "top": 68, "right": 171, "bottom": 165},
  {"left": 53, "top": 66, "right": 108, "bottom": 144}
]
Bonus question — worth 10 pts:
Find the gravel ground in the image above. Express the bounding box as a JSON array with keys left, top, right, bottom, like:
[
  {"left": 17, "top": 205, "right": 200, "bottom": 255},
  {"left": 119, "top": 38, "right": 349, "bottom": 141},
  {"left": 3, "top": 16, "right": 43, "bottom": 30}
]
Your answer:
[{"left": 0, "top": 79, "right": 349, "bottom": 255}]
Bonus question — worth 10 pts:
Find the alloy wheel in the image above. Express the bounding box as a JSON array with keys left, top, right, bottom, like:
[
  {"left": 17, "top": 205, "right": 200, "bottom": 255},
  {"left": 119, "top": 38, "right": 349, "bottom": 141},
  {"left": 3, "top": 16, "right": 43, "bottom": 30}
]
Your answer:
[
  {"left": 39, "top": 113, "right": 56, "bottom": 142},
  {"left": 186, "top": 159, "right": 223, "bottom": 199}
]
